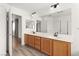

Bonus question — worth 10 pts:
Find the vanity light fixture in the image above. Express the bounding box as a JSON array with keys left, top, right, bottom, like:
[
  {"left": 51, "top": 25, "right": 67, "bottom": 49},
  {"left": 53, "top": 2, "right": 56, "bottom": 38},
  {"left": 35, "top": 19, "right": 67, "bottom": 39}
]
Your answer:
[
  {"left": 31, "top": 12, "right": 36, "bottom": 18},
  {"left": 50, "top": 3, "right": 59, "bottom": 8},
  {"left": 31, "top": 12, "right": 37, "bottom": 20},
  {"left": 32, "top": 12, "right": 36, "bottom": 15}
]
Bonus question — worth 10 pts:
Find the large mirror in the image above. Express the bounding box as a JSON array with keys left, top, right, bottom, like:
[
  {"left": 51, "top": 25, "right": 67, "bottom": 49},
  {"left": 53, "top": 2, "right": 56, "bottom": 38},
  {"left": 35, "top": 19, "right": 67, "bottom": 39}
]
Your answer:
[{"left": 36, "top": 9, "right": 71, "bottom": 35}]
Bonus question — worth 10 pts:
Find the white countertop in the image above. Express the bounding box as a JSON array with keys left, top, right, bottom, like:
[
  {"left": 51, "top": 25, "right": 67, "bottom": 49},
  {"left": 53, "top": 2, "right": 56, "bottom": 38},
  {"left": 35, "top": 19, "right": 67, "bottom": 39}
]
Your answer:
[{"left": 25, "top": 32, "right": 72, "bottom": 42}]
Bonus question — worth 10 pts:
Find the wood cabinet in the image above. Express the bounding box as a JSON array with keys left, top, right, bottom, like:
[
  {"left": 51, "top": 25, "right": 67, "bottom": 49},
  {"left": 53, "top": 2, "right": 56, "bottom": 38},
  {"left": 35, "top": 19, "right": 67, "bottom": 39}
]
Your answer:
[
  {"left": 41, "top": 37, "right": 52, "bottom": 55},
  {"left": 28, "top": 35, "right": 35, "bottom": 47},
  {"left": 67, "top": 42, "right": 71, "bottom": 56},
  {"left": 24, "top": 34, "right": 35, "bottom": 47},
  {"left": 52, "top": 40, "right": 71, "bottom": 56},
  {"left": 24, "top": 34, "right": 71, "bottom": 56},
  {"left": 24, "top": 34, "right": 29, "bottom": 45},
  {"left": 34, "top": 36, "right": 41, "bottom": 50}
]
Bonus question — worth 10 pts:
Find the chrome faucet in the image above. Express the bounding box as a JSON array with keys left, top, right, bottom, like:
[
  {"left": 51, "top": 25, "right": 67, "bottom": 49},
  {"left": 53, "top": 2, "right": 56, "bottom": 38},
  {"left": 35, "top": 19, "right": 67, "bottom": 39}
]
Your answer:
[
  {"left": 32, "top": 31, "right": 35, "bottom": 34},
  {"left": 54, "top": 32, "right": 58, "bottom": 37}
]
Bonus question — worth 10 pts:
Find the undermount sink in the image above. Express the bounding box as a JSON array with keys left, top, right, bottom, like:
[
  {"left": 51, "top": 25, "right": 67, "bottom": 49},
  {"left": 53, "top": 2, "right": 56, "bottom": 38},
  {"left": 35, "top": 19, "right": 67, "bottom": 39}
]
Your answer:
[{"left": 57, "top": 34, "right": 66, "bottom": 38}]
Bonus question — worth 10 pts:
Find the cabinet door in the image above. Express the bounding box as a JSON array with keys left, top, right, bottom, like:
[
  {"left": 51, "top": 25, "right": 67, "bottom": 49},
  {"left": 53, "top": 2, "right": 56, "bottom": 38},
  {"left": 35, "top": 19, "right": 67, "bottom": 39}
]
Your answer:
[
  {"left": 35, "top": 36, "right": 41, "bottom": 50},
  {"left": 53, "top": 40, "right": 68, "bottom": 56},
  {"left": 67, "top": 42, "right": 71, "bottom": 56},
  {"left": 24, "top": 34, "right": 29, "bottom": 45},
  {"left": 41, "top": 37, "right": 51, "bottom": 55},
  {"left": 29, "top": 35, "right": 35, "bottom": 47}
]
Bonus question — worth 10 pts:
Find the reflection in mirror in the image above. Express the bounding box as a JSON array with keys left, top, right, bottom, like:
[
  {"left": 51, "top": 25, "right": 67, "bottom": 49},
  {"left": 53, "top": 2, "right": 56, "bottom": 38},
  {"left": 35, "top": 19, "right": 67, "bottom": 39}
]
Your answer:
[
  {"left": 36, "top": 9, "right": 71, "bottom": 35},
  {"left": 26, "top": 20, "right": 35, "bottom": 29},
  {"left": 36, "top": 20, "right": 41, "bottom": 32}
]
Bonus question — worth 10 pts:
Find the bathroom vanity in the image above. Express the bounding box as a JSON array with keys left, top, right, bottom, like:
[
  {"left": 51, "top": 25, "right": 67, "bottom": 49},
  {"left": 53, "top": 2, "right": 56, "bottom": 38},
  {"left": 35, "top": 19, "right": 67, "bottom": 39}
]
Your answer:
[
  {"left": 24, "top": 8, "right": 71, "bottom": 56},
  {"left": 24, "top": 33, "right": 71, "bottom": 56}
]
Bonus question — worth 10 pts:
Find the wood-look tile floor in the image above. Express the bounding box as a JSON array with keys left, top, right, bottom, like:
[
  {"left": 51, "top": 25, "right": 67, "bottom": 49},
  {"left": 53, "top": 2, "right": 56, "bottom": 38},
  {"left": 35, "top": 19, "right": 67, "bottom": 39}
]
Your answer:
[
  {"left": 13, "top": 37, "right": 20, "bottom": 49},
  {"left": 12, "top": 46, "right": 47, "bottom": 56}
]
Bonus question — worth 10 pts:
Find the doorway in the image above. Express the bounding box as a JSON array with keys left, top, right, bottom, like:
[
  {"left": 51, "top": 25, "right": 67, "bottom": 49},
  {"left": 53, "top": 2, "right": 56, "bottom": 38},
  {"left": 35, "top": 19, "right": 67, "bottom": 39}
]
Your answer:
[
  {"left": 6, "top": 12, "right": 10, "bottom": 55},
  {"left": 12, "top": 14, "right": 22, "bottom": 50}
]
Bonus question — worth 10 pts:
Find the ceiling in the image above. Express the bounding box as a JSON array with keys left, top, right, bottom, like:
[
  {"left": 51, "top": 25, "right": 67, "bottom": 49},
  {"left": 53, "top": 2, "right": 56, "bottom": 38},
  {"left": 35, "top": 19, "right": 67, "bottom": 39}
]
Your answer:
[{"left": 8, "top": 3, "right": 53, "bottom": 13}]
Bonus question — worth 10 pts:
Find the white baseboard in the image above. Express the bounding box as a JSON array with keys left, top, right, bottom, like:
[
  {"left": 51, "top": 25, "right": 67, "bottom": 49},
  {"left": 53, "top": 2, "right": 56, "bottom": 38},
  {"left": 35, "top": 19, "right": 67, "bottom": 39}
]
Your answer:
[
  {"left": 0, "top": 54, "right": 6, "bottom": 56},
  {"left": 72, "top": 51, "right": 79, "bottom": 56}
]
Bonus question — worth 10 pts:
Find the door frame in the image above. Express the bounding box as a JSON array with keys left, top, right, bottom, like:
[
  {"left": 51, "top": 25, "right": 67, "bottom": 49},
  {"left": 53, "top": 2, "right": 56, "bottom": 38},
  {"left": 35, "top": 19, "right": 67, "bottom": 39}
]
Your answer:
[
  {"left": 12, "top": 14, "right": 22, "bottom": 51},
  {"left": 6, "top": 12, "right": 10, "bottom": 56}
]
